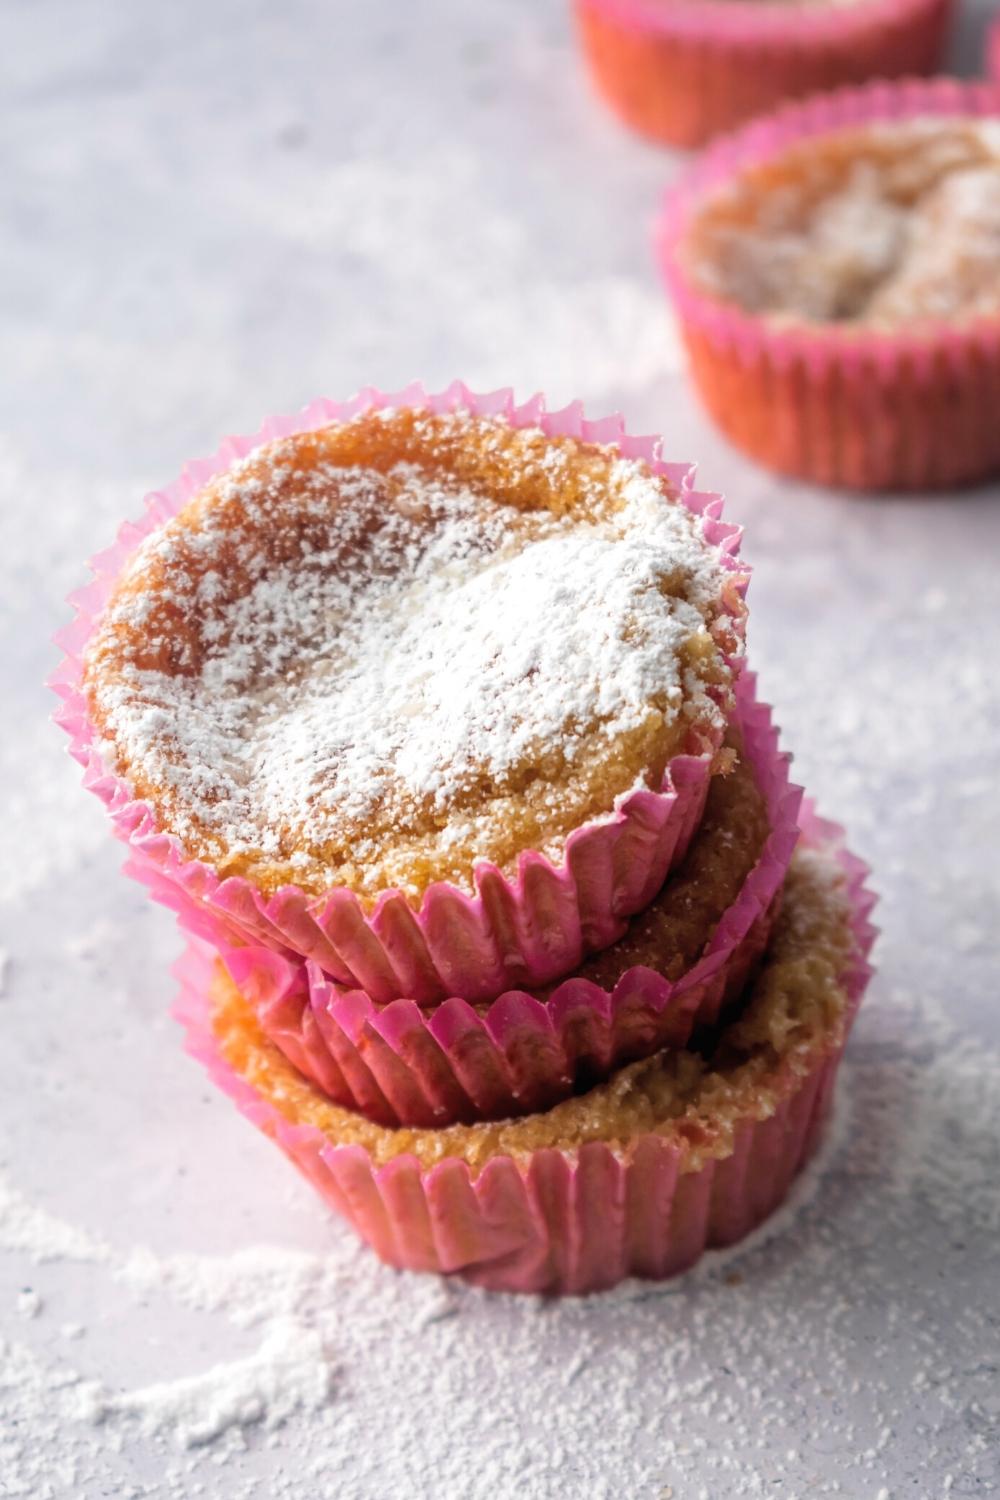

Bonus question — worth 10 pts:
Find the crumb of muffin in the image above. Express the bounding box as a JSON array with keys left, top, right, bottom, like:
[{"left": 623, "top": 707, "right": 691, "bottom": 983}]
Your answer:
[{"left": 684, "top": 119, "right": 1000, "bottom": 330}]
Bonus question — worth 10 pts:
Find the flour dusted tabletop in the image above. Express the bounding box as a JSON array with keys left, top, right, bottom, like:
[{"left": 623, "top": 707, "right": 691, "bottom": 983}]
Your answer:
[{"left": 2, "top": 0, "right": 999, "bottom": 1496}]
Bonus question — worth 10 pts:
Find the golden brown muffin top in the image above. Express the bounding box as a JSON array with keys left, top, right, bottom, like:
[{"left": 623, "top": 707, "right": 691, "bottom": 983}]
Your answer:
[
  {"left": 683, "top": 119, "right": 1000, "bottom": 330},
  {"left": 85, "top": 409, "right": 741, "bottom": 904}
]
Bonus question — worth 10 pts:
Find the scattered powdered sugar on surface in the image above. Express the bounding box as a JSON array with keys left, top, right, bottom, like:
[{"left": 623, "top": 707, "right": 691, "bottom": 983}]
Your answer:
[
  {"left": 75, "top": 1317, "right": 334, "bottom": 1449},
  {"left": 64, "top": 919, "right": 123, "bottom": 963},
  {"left": 0, "top": 1175, "right": 109, "bottom": 1267},
  {"left": 6, "top": 1, "right": 1000, "bottom": 1494},
  {"left": 89, "top": 423, "right": 730, "bottom": 876},
  {"left": 2, "top": 983, "right": 999, "bottom": 1498},
  {"left": 15, "top": 1288, "right": 43, "bottom": 1320}
]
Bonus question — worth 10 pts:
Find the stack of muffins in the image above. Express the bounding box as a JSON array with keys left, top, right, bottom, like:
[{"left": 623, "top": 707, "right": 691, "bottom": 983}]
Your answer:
[{"left": 54, "top": 385, "right": 875, "bottom": 1296}]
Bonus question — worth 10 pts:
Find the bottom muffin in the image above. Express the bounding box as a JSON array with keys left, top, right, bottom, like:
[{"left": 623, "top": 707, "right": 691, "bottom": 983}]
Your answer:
[{"left": 176, "top": 813, "right": 875, "bottom": 1296}]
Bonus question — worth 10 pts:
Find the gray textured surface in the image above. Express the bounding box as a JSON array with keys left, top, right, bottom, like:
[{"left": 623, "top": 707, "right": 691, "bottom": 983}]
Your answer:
[{"left": 2, "top": 3, "right": 999, "bottom": 1496}]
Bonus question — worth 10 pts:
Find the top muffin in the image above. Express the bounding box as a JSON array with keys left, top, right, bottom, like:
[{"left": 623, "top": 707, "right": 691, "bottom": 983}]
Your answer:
[
  {"left": 84, "top": 409, "right": 744, "bottom": 905},
  {"left": 681, "top": 118, "right": 1000, "bottom": 331}
]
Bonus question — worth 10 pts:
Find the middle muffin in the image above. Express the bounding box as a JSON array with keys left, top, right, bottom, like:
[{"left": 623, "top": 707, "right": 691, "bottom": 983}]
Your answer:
[{"left": 210, "top": 674, "right": 800, "bottom": 1126}]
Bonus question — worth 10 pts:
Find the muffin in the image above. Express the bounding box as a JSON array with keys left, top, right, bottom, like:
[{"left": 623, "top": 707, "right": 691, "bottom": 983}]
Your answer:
[
  {"left": 218, "top": 674, "right": 802, "bottom": 1127},
  {"left": 56, "top": 386, "right": 749, "bottom": 1003},
  {"left": 658, "top": 80, "right": 1000, "bottom": 489},
  {"left": 573, "top": 0, "right": 951, "bottom": 149},
  {"left": 177, "top": 812, "right": 876, "bottom": 1296}
]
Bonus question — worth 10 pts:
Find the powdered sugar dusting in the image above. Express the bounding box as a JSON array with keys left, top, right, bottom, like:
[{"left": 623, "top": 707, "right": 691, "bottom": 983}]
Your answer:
[
  {"left": 86, "top": 415, "right": 734, "bottom": 892},
  {"left": 9, "top": 0, "right": 1000, "bottom": 1494},
  {"left": 0, "top": 1176, "right": 109, "bottom": 1267},
  {"left": 2, "top": 980, "right": 999, "bottom": 1498},
  {"left": 690, "top": 118, "right": 1000, "bottom": 329},
  {"left": 74, "top": 1317, "right": 334, "bottom": 1449}
]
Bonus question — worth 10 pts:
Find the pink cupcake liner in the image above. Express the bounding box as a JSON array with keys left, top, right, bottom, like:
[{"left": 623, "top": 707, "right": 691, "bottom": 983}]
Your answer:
[
  {"left": 175, "top": 805, "right": 876, "bottom": 1297},
  {"left": 51, "top": 382, "right": 749, "bottom": 1005},
  {"left": 574, "top": 0, "right": 952, "bottom": 149},
  {"left": 199, "top": 671, "right": 802, "bottom": 1128},
  {"left": 657, "top": 78, "right": 1000, "bottom": 490}
]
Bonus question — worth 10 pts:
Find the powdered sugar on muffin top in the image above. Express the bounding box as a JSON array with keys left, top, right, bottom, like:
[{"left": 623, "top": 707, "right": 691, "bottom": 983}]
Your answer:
[
  {"left": 686, "top": 119, "right": 1000, "bottom": 329},
  {"left": 84, "top": 413, "right": 740, "bottom": 899}
]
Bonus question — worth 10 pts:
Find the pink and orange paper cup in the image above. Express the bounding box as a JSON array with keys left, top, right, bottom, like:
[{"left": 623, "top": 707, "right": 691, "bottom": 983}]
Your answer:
[
  {"left": 177, "top": 807, "right": 875, "bottom": 1297},
  {"left": 574, "top": 0, "right": 952, "bottom": 149},
  {"left": 989, "top": 16, "right": 1000, "bottom": 81},
  {"left": 51, "top": 383, "right": 749, "bottom": 1006},
  {"left": 657, "top": 78, "right": 1000, "bottom": 491}
]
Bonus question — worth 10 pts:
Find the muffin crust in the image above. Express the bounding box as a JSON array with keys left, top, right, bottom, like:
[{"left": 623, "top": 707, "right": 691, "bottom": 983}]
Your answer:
[
  {"left": 683, "top": 119, "right": 1000, "bottom": 330},
  {"left": 552, "top": 734, "right": 769, "bottom": 997}
]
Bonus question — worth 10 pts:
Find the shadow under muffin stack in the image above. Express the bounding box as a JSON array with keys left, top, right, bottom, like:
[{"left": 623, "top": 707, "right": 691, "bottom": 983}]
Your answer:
[{"left": 53, "top": 384, "right": 875, "bottom": 1296}]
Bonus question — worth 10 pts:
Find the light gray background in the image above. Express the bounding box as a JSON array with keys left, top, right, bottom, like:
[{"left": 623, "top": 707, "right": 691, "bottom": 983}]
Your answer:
[{"left": 2, "top": 3, "right": 999, "bottom": 1497}]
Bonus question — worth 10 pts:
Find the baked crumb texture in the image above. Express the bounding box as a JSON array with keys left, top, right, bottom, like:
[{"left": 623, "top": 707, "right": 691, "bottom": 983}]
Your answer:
[
  {"left": 661, "top": 81, "right": 1000, "bottom": 490},
  {"left": 573, "top": 0, "right": 949, "bottom": 150},
  {"left": 687, "top": 119, "right": 1000, "bottom": 330},
  {"left": 181, "top": 815, "right": 877, "bottom": 1296},
  {"left": 61, "top": 387, "right": 748, "bottom": 1004},
  {"left": 231, "top": 674, "right": 803, "bottom": 1128}
]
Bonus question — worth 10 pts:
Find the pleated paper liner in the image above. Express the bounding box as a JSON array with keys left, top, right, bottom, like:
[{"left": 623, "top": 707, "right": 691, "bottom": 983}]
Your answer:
[
  {"left": 206, "top": 672, "right": 801, "bottom": 1128},
  {"left": 51, "top": 382, "right": 749, "bottom": 1005},
  {"left": 573, "top": 0, "right": 952, "bottom": 149},
  {"left": 657, "top": 78, "right": 1000, "bottom": 490},
  {"left": 175, "top": 808, "right": 876, "bottom": 1297}
]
